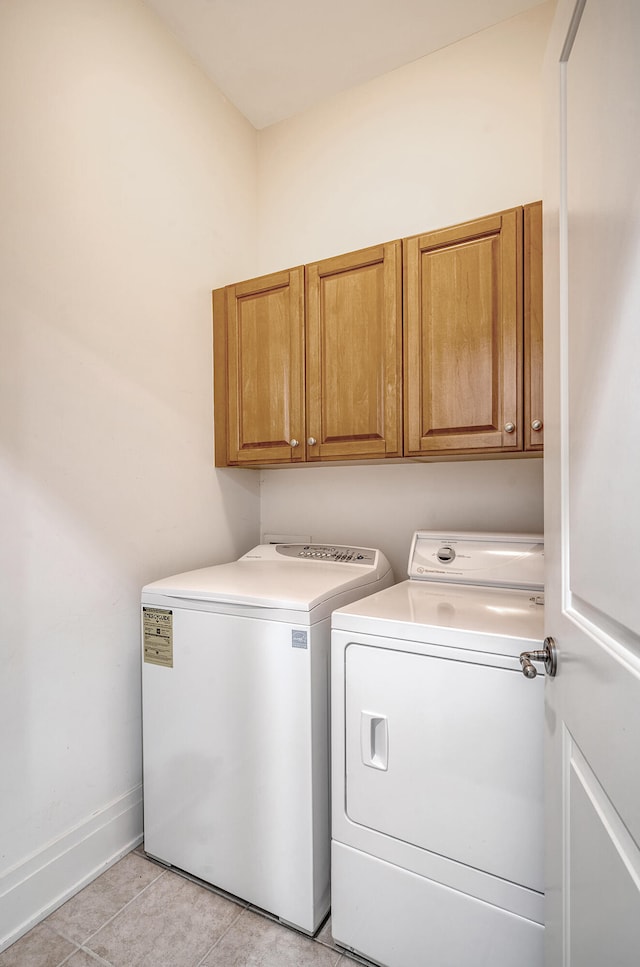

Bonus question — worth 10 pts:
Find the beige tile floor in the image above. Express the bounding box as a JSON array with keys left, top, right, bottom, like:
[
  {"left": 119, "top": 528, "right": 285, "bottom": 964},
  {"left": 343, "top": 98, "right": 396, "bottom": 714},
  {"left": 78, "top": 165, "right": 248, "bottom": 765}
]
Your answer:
[{"left": 0, "top": 848, "right": 372, "bottom": 967}]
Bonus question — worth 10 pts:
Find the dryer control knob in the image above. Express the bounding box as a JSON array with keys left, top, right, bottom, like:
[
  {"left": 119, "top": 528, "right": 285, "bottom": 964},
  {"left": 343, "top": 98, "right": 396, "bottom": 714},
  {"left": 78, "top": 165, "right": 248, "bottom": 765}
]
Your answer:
[{"left": 437, "top": 546, "right": 456, "bottom": 563}]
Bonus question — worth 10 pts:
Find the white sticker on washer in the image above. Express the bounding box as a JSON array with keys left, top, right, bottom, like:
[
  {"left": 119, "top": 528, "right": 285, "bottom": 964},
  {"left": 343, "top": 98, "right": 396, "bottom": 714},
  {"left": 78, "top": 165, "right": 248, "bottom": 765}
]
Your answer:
[
  {"left": 292, "top": 630, "right": 308, "bottom": 649},
  {"left": 143, "top": 607, "right": 173, "bottom": 667}
]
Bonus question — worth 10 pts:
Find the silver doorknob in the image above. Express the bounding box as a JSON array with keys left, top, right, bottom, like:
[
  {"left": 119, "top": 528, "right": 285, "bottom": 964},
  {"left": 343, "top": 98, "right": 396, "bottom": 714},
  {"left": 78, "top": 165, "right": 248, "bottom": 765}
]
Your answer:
[
  {"left": 289, "top": 439, "right": 299, "bottom": 448},
  {"left": 504, "top": 422, "right": 516, "bottom": 433},
  {"left": 307, "top": 437, "right": 317, "bottom": 446},
  {"left": 519, "top": 637, "right": 558, "bottom": 679},
  {"left": 531, "top": 419, "right": 543, "bottom": 431}
]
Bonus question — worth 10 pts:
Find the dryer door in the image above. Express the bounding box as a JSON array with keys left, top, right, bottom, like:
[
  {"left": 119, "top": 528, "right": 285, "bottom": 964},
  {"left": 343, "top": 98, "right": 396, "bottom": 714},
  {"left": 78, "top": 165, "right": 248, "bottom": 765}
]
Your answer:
[{"left": 344, "top": 640, "right": 544, "bottom": 891}]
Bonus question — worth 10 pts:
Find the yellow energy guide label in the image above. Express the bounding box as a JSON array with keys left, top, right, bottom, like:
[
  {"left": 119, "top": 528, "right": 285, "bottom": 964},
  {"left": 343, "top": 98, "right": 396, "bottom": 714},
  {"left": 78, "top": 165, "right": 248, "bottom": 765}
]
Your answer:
[{"left": 143, "top": 607, "right": 173, "bottom": 667}]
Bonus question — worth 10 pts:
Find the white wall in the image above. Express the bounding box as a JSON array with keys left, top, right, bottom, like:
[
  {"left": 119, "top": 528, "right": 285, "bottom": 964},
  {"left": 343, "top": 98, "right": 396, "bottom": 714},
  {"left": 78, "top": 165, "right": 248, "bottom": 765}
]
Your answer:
[
  {"left": 0, "top": 0, "right": 260, "bottom": 948},
  {"left": 258, "top": 4, "right": 553, "bottom": 571},
  {"left": 260, "top": 461, "right": 544, "bottom": 581}
]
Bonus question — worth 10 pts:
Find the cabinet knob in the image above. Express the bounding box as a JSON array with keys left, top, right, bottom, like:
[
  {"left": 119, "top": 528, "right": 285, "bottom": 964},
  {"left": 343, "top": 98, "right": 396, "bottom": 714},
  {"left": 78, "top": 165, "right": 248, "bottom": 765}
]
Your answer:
[
  {"left": 289, "top": 439, "right": 299, "bottom": 448},
  {"left": 531, "top": 419, "right": 543, "bottom": 431},
  {"left": 504, "top": 422, "right": 516, "bottom": 434},
  {"left": 307, "top": 437, "right": 317, "bottom": 446}
]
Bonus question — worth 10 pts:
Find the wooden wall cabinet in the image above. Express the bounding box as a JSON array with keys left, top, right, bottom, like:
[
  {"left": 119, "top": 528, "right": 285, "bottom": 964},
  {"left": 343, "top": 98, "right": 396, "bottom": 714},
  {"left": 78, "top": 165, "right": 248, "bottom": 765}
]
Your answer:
[
  {"left": 404, "top": 208, "right": 514, "bottom": 456},
  {"left": 214, "top": 242, "right": 402, "bottom": 467},
  {"left": 403, "top": 203, "right": 542, "bottom": 458},
  {"left": 213, "top": 204, "right": 542, "bottom": 468},
  {"left": 213, "top": 267, "right": 306, "bottom": 466},
  {"left": 305, "top": 242, "right": 402, "bottom": 461}
]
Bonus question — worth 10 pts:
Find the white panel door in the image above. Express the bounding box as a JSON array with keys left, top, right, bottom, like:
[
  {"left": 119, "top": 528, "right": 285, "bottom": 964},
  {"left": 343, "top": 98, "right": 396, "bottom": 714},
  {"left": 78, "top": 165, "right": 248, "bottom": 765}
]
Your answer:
[{"left": 543, "top": 1, "right": 640, "bottom": 963}]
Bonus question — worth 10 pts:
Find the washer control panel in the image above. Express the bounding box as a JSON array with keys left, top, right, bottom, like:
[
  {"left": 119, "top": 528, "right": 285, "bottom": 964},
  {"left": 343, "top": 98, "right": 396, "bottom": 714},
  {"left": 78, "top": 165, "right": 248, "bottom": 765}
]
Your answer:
[{"left": 276, "top": 544, "right": 376, "bottom": 564}]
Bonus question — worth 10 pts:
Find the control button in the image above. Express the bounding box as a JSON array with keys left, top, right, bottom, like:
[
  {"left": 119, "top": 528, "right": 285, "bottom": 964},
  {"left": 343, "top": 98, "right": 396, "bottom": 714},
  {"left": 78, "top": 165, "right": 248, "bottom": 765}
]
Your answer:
[{"left": 436, "top": 546, "right": 456, "bottom": 564}]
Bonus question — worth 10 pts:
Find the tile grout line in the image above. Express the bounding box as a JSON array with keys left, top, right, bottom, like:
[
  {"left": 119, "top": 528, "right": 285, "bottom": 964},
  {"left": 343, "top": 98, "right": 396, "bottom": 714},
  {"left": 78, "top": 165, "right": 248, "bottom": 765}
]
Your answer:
[
  {"left": 82, "top": 867, "right": 169, "bottom": 947},
  {"left": 192, "top": 904, "right": 248, "bottom": 967},
  {"left": 57, "top": 945, "right": 115, "bottom": 967},
  {"left": 48, "top": 864, "right": 167, "bottom": 954}
]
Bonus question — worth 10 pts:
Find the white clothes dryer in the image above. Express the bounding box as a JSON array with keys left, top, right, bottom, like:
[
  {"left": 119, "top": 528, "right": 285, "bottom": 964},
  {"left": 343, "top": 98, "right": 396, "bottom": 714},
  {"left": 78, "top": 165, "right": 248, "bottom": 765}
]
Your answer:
[
  {"left": 331, "top": 531, "right": 545, "bottom": 967},
  {"left": 141, "top": 542, "right": 392, "bottom": 934}
]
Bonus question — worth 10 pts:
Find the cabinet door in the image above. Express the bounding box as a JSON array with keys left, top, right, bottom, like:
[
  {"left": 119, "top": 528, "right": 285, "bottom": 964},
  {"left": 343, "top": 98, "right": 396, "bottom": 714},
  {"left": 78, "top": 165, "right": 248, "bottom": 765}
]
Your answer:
[
  {"left": 213, "top": 267, "right": 305, "bottom": 466},
  {"left": 524, "top": 201, "right": 544, "bottom": 451},
  {"left": 305, "top": 242, "right": 402, "bottom": 461},
  {"left": 404, "top": 209, "right": 523, "bottom": 456}
]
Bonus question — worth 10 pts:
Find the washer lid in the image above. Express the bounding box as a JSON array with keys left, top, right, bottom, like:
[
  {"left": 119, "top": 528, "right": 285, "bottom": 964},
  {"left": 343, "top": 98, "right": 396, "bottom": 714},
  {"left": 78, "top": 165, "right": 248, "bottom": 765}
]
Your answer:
[
  {"left": 407, "top": 531, "right": 544, "bottom": 590},
  {"left": 141, "top": 544, "right": 391, "bottom": 611}
]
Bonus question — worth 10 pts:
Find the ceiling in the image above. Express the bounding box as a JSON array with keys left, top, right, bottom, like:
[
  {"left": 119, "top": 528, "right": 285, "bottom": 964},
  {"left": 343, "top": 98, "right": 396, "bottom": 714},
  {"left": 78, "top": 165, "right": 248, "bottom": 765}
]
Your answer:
[{"left": 143, "top": 0, "right": 548, "bottom": 129}]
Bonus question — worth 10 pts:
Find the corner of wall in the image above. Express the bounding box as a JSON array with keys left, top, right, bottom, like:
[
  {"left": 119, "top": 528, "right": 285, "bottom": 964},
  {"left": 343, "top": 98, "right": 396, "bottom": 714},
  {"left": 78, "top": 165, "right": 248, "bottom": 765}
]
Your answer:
[{"left": 0, "top": 786, "right": 143, "bottom": 953}]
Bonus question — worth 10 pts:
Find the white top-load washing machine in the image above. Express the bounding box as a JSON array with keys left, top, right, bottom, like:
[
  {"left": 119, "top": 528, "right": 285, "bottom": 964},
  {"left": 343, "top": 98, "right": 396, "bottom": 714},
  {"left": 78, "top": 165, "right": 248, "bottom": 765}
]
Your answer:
[
  {"left": 331, "top": 531, "right": 545, "bottom": 967},
  {"left": 141, "top": 542, "right": 392, "bottom": 934}
]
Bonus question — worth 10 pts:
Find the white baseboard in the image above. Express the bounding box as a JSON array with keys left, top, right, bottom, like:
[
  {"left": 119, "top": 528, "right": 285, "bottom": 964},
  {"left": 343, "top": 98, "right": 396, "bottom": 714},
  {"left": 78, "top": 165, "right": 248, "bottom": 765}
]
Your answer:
[{"left": 0, "top": 785, "right": 143, "bottom": 953}]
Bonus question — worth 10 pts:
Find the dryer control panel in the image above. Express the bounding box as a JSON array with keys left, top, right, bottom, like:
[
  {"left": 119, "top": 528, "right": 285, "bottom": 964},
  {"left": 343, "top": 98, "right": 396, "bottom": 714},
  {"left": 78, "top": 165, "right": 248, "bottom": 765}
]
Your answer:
[{"left": 407, "top": 531, "right": 544, "bottom": 590}]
